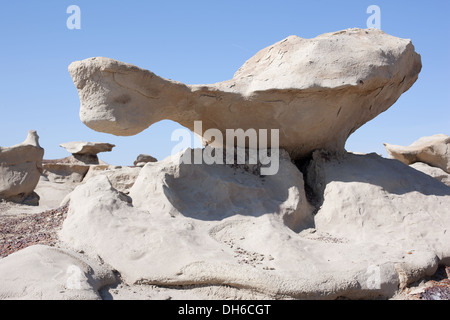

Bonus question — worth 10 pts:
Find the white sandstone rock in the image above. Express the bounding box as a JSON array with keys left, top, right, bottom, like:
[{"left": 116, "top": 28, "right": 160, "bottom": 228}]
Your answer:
[
  {"left": 0, "top": 245, "right": 116, "bottom": 300},
  {"left": 68, "top": 28, "right": 421, "bottom": 159},
  {"left": 82, "top": 165, "right": 141, "bottom": 194},
  {"left": 0, "top": 130, "right": 44, "bottom": 203},
  {"left": 34, "top": 179, "right": 79, "bottom": 209},
  {"left": 306, "top": 151, "right": 450, "bottom": 285},
  {"left": 41, "top": 149, "right": 112, "bottom": 186},
  {"left": 410, "top": 162, "right": 450, "bottom": 187},
  {"left": 37, "top": 156, "right": 103, "bottom": 209},
  {"left": 36, "top": 142, "right": 116, "bottom": 208},
  {"left": 42, "top": 159, "right": 91, "bottom": 184},
  {"left": 384, "top": 134, "right": 450, "bottom": 173},
  {"left": 58, "top": 147, "right": 450, "bottom": 299}
]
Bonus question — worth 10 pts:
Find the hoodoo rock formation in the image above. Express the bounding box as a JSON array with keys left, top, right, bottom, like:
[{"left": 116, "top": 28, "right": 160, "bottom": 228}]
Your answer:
[
  {"left": 0, "top": 130, "right": 44, "bottom": 204},
  {"left": 60, "top": 141, "right": 115, "bottom": 156},
  {"left": 68, "top": 28, "right": 422, "bottom": 159}
]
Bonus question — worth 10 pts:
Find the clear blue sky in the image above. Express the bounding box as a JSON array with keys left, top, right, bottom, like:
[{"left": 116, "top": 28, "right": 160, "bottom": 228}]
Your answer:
[{"left": 0, "top": 1, "right": 449, "bottom": 165}]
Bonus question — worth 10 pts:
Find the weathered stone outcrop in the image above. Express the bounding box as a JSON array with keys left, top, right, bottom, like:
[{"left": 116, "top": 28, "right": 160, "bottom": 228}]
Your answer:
[
  {"left": 42, "top": 157, "right": 94, "bottom": 184},
  {"left": 0, "top": 130, "right": 44, "bottom": 204},
  {"left": 36, "top": 141, "right": 115, "bottom": 208},
  {"left": 58, "top": 148, "right": 450, "bottom": 299},
  {"left": 384, "top": 134, "right": 450, "bottom": 173},
  {"left": 410, "top": 162, "right": 450, "bottom": 187},
  {"left": 4, "top": 28, "right": 446, "bottom": 301},
  {"left": 41, "top": 141, "right": 115, "bottom": 184},
  {"left": 82, "top": 165, "right": 141, "bottom": 194},
  {"left": 68, "top": 28, "right": 421, "bottom": 159},
  {"left": 0, "top": 245, "right": 116, "bottom": 300},
  {"left": 60, "top": 141, "right": 115, "bottom": 155},
  {"left": 133, "top": 154, "right": 157, "bottom": 167}
]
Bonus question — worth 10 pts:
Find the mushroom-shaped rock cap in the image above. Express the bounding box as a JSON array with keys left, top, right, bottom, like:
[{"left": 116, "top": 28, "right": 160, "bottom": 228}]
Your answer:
[
  {"left": 60, "top": 141, "right": 115, "bottom": 155},
  {"left": 69, "top": 28, "right": 422, "bottom": 159}
]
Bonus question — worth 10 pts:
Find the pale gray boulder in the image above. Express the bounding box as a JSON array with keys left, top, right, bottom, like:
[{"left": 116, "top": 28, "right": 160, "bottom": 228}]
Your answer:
[
  {"left": 36, "top": 142, "right": 115, "bottom": 209},
  {"left": 306, "top": 150, "right": 450, "bottom": 286},
  {"left": 50, "top": 27, "right": 450, "bottom": 300},
  {"left": 58, "top": 148, "right": 450, "bottom": 299},
  {"left": 410, "top": 162, "right": 450, "bottom": 187},
  {"left": 41, "top": 141, "right": 115, "bottom": 185},
  {"left": 42, "top": 157, "right": 94, "bottom": 184},
  {"left": 0, "top": 130, "right": 44, "bottom": 204},
  {"left": 384, "top": 134, "right": 450, "bottom": 173},
  {"left": 133, "top": 154, "right": 157, "bottom": 167},
  {"left": 0, "top": 245, "right": 116, "bottom": 300},
  {"left": 60, "top": 141, "right": 115, "bottom": 155},
  {"left": 82, "top": 165, "right": 141, "bottom": 194},
  {"left": 37, "top": 156, "right": 95, "bottom": 209},
  {"left": 68, "top": 28, "right": 421, "bottom": 159}
]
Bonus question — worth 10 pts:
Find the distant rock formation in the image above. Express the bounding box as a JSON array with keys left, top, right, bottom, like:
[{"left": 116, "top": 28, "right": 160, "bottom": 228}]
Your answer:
[
  {"left": 410, "top": 162, "right": 450, "bottom": 187},
  {"left": 3, "top": 29, "right": 450, "bottom": 301},
  {"left": 384, "top": 134, "right": 450, "bottom": 174},
  {"left": 37, "top": 141, "right": 116, "bottom": 208},
  {"left": 41, "top": 141, "right": 116, "bottom": 184},
  {"left": 0, "top": 130, "right": 44, "bottom": 205},
  {"left": 60, "top": 141, "right": 115, "bottom": 156},
  {"left": 82, "top": 165, "right": 141, "bottom": 195},
  {"left": 68, "top": 28, "right": 421, "bottom": 159},
  {"left": 42, "top": 156, "right": 95, "bottom": 184},
  {"left": 59, "top": 149, "right": 315, "bottom": 293},
  {"left": 133, "top": 154, "right": 157, "bottom": 167}
]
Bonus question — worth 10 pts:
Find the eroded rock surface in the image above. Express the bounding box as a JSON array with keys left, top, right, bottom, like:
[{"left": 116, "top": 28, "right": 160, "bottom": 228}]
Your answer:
[
  {"left": 60, "top": 141, "right": 115, "bottom": 155},
  {"left": 4, "top": 28, "right": 445, "bottom": 301},
  {"left": 0, "top": 130, "right": 44, "bottom": 204},
  {"left": 384, "top": 134, "right": 450, "bottom": 173},
  {"left": 410, "top": 162, "right": 450, "bottom": 187},
  {"left": 306, "top": 151, "right": 450, "bottom": 286},
  {"left": 58, "top": 148, "right": 450, "bottom": 299},
  {"left": 36, "top": 141, "right": 115, "bottom": 209},
  {"left": 0, "top": 245, "right": 116, "bottom": 300},
  {"left": 68, "top": 28, "right": 421, "bottom": 159},
  {"left": 82, "top": 165, "right": 141, "bottom": 194},
  {"left": 134, "top": 154, "right": 157, "bottom": 167}
]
